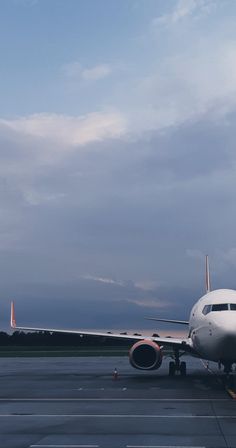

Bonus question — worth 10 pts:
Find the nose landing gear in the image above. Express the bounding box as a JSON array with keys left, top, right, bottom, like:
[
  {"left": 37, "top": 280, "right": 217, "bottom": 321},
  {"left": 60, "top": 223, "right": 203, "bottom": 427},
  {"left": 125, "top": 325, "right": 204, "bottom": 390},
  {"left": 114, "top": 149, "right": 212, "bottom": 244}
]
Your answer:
[
  {"left": 168, "top": 348, "right": 186, "bottom": 376},
  {"left": 180, "top": 361, "right": 187, "bottom": 376}
]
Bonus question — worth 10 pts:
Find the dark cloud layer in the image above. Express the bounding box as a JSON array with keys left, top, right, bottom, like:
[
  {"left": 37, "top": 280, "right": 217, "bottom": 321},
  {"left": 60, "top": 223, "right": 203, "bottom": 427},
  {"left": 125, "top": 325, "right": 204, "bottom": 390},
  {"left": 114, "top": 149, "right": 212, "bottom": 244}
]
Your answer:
[
  {"left": 1, "top": 110, "right": 236, "bottom": 332},
  {"left": 0, "top": 278, "right": 194, "bottom": 332},
  {"left": 1, "top": 1, "right": 236, "bottom": 337}
]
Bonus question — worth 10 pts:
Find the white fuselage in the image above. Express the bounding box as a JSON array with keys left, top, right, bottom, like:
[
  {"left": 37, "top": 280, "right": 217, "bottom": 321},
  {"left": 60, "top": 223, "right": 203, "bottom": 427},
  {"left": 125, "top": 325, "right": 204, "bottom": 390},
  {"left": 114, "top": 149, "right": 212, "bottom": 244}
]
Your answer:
[{"left": 189, "top": 289, "right": 236, "bottom": 362}]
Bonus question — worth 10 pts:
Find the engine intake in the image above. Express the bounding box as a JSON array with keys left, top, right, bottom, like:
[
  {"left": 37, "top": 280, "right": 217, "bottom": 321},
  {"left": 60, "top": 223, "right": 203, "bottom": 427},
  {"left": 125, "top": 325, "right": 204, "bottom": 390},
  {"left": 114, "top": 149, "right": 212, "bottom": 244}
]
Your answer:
[{"left": 129, "top": 340, "right": 162, "bottom": 370}]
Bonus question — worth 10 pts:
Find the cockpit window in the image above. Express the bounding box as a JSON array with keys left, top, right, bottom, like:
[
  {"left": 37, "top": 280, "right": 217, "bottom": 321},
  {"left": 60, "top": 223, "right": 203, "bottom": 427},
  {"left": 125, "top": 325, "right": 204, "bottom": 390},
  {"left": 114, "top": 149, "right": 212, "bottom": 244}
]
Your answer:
[
  {"left": 202, "top": 305, "right": 211, "bottom": 315},
  {"left": 202, "top": 302, "right": 236, "bottom": 314},
  {"left": 211, "top": 303, "right": 228, "bottom": 311}
]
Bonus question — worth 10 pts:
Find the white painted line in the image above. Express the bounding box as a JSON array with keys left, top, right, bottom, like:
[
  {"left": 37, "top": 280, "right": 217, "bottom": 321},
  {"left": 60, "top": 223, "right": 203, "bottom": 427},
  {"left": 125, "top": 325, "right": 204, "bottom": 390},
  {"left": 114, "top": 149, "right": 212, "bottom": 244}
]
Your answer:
[
  {"left": 30, "top": 445, "right": 99, "bottom": 448},
  {"left": 126, "top": 446, "right": 205, "bottom": 448},
  {"left": 0, "top": 398, "right": 228, "bottom": 402},
  {"left": 1, "top": 414, "right": 236, "bottom": 418}
]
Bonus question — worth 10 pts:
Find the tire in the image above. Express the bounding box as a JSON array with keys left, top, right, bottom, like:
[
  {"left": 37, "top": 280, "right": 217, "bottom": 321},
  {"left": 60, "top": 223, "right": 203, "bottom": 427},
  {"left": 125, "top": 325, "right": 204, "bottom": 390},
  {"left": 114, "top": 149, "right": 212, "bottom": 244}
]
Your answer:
[
  {"left": 169, "top": 361, "right": 176, "bottom": 376},
  {"left": 180, "top": 361, "right": 186, "bottom": 376}
]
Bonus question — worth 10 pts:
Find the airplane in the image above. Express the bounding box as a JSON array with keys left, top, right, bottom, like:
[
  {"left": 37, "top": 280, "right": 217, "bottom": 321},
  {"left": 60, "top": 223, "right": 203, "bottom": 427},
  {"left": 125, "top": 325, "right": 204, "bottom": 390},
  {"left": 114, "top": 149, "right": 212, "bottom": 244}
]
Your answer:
[{"left": 10, "top": 256, "right": 236, "bottom": 376}]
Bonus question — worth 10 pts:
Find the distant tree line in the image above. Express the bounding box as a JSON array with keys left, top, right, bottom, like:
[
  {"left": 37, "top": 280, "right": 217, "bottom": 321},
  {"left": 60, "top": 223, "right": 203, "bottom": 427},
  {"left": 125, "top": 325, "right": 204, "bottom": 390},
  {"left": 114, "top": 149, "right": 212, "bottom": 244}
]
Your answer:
[{"left": 0, "top": 331, "right": 136, "bottom": 347}]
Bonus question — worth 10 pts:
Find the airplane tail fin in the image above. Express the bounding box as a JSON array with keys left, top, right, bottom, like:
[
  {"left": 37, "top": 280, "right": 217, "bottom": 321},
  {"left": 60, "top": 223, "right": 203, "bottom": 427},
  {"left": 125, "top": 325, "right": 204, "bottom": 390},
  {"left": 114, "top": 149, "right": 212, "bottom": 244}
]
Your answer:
[
  {"left": 10, "top": 301, "right": 16, "bottom": 328},
  {"left": 205, "top": 255, "right": 211, "bottom": 293}
]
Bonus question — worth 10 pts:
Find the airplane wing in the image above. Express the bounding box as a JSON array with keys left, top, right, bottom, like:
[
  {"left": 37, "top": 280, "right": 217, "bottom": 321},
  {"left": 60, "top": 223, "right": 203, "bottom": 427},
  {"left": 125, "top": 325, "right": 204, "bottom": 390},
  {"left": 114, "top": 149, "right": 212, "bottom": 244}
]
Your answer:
[
  {"left": 10, "top": 302, "right": 193, "bottom": 351},
  {"left": 145, "top": 317, "right": 189, "bottom": 325}
]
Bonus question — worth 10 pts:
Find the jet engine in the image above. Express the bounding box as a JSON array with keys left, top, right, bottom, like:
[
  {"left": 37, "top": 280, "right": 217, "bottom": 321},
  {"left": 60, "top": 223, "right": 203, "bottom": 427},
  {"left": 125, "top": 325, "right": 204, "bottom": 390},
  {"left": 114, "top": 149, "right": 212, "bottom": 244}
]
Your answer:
[{"left": 129, "top": 340, "right": 162, "bottom": 370}]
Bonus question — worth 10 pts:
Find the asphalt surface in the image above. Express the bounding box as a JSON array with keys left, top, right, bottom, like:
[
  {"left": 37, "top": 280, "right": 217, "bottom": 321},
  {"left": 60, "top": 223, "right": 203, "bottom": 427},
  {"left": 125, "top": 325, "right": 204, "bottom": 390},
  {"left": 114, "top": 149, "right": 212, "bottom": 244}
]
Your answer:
[{"left": 0, "top": 355, "right": 235, "bottom": 448}]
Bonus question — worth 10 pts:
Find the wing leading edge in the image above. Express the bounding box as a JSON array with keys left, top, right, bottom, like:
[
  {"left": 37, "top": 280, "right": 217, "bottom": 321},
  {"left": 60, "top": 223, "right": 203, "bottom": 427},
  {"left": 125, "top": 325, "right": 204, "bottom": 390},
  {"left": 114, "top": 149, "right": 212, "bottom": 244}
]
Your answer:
[
  {"left": 145, "top": 317, "right": 189, "bottom": 325},
  {"left": 10, "top": 301, "right": 192, "bottom": 351}
]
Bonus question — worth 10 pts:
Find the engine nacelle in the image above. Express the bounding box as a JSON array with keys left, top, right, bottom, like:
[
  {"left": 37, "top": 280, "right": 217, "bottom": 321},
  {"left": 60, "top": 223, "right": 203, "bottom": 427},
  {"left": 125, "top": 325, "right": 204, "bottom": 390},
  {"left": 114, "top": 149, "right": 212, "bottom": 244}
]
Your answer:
[{"left": 129, "top": 340, "right": 163, "bottom": 370}]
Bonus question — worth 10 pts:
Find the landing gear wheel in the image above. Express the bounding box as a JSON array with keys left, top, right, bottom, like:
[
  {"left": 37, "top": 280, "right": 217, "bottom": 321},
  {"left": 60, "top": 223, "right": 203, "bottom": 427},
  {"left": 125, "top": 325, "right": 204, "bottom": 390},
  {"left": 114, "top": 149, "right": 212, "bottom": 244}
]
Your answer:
[
  {"left": 224, "top": 362, "right": 232, "bottom": 374},
  {"left": 227, "top": 375, "right": 234, "bottom": 389},
  {"left": 169, "top": 361, "right": 176, "bottom": 376},
  {"left": 180, "top": 361, "right": 186, "bottom": 376}
]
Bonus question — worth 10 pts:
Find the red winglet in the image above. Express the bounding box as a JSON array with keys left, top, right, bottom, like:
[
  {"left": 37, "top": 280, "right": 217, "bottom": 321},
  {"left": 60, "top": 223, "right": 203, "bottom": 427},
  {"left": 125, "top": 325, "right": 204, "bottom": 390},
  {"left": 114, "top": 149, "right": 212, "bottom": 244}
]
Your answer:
[
  {"left": 205, "top": 255, "right": 211, "bottom": 293},
  {"left": 11, "top": 302, "right": 16, "bottom": 328}
]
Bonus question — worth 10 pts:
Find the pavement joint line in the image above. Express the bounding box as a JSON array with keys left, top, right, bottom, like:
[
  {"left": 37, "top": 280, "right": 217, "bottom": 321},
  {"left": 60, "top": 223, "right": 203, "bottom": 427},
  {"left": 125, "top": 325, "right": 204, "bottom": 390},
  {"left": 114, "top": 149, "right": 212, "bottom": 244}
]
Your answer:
[{"left": 1, "top": 414, "right": 236, "bottom": 418}]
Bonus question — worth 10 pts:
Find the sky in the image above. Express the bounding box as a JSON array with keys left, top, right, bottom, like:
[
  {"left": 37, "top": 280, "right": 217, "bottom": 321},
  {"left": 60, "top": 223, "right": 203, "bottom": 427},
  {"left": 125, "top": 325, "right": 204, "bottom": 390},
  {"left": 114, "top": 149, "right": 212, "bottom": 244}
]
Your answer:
[{"left": 1, "top": 0, "right": 236, "bottom": 333}]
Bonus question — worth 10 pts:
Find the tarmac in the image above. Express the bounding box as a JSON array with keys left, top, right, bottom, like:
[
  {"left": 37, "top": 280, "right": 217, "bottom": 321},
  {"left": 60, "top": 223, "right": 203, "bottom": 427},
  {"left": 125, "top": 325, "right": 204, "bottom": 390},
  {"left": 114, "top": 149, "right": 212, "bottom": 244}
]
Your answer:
[{"left": 0, "top": 355, "right": 235, "bottom": 448}]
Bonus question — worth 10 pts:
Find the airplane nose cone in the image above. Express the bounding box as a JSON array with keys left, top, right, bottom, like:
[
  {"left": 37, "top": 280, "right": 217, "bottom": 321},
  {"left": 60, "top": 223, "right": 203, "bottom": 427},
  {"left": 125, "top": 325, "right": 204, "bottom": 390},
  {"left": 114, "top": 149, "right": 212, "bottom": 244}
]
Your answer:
[
  {"left": 216, "top": 315, "right": 236, "bottom": 332},
  {"left": 212, "top": 311, "right": 236, "bottom": 336},
  {"left": 211, "top": 312, "right": 236, "bottom": 360}
]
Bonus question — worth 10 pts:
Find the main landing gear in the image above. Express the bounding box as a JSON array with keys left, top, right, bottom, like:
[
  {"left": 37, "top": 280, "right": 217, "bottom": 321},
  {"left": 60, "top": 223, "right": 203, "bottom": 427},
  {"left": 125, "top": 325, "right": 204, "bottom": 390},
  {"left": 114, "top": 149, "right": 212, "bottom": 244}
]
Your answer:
[
  {"left": 223, "top": 362, "right": 232, "bottom": 375},
  {"left": 222, "top": 362, "right": 235, "bottom": 388},
  {"left": 217, "top": 361, "right": 236, "bottom": 389},
  {"left": 168, "top": 348, "right": 186, "bottom": 376}
]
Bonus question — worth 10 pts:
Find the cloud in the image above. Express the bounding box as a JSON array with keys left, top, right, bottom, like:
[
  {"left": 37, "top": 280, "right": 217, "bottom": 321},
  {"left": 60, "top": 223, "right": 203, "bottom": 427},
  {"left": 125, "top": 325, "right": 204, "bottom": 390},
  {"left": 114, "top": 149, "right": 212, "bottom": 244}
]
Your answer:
[
  {"left": 1, "top": 0, "right": 236, "bottom": 331},
  {"left": 60, "top": 23, "right": 236, "bottom": 144},
  {"left": 127, "top": 298, "right": 171, "bottom": 309},
  {"left": 1, "top": 110, "right": 236, "bottom": 327},
  {"left": 152, "top": 0, "right": 215, "bottom": 27},
  {"left": 134, "top": 280, "right": 161, "bottom": 291},
  {"left": 22, "top": 190, "right": 66, "bottom": 206},
  {"left": 81, "top": 275, "right": 124, "bottom": 286},
  {"left": 82, "top": 64, "right": 112, "bottom": 81},
  {"left": 0, "top": 112, "right": 126, "bottom": 149},
  {"left": 64, "top": 62, "right": 112, "bottom": 81},
  {"left": 124, "top": 39, "right": 236, "bottom": 136}
]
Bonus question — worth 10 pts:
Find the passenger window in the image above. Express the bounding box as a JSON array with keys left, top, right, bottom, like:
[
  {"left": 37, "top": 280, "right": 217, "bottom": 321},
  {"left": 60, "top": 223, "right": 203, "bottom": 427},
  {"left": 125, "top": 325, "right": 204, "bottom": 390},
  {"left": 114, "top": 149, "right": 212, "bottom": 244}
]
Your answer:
[
  {"left": 230, "top": 304, "right": 236, "bottom": 310},
  {"left": 202, "top": 305, "right": 211, "bottom": 315},
  {"left": 211, "top": 304, "right": 228, "bottom": 311}
]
